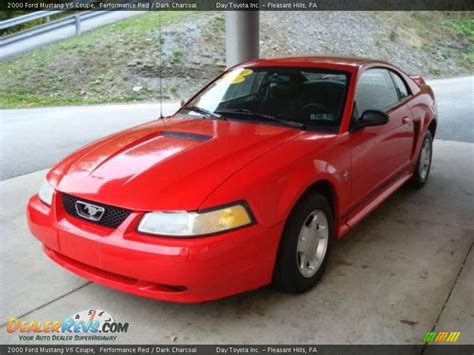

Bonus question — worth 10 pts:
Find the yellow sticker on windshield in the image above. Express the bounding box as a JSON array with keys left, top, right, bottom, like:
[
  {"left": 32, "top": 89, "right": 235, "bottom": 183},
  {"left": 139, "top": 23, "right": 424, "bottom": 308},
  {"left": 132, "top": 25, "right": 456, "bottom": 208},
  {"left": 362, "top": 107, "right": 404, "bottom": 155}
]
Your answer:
[
  {"left": 230, "top": 68, "right": 254, "bottom": 84},
  {"left": 217, "top": 68, "right": 254, "bottom": 85},
  {"left": 240, "top": 68, "right": 253, "bottom": 77},
  {"left": 231, "top": 76, "right": 245, "bottom": 84}
]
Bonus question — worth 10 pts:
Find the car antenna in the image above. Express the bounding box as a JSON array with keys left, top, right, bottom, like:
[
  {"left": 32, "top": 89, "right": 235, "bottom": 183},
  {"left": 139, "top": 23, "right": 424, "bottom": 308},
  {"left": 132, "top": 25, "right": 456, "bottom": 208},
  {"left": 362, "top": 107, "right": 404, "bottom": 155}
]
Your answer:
[{"left": 159, "top": 11, "right": 163, "bottom": 119}]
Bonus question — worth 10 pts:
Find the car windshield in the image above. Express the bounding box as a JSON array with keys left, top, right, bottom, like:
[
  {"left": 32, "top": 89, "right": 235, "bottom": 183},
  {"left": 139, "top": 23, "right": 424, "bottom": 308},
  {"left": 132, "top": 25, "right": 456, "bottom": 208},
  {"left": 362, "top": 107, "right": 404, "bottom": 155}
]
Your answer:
[{"left": 179, "top": 67, "right": 349, "bottom": 131}]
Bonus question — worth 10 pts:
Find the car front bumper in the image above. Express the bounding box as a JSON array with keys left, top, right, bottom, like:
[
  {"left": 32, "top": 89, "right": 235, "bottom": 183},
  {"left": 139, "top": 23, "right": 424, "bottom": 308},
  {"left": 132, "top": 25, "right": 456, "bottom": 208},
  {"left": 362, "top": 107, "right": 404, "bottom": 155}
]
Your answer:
[{"left": 26, "top": 194, "right": 284, "bottom": 302}]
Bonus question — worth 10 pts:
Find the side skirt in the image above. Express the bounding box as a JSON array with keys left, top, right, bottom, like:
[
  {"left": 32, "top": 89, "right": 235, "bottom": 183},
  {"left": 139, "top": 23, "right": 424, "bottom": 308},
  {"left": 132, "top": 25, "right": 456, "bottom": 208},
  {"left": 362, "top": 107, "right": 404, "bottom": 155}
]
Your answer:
[{"left": 336, "top": 172, "right": 413, "bottom": 238}]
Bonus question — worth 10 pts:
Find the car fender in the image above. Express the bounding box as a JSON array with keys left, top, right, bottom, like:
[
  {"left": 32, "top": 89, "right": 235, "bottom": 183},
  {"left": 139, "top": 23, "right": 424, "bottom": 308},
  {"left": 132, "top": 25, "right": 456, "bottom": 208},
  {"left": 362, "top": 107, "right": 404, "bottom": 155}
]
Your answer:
[
  {"left": 200, "top": 136, "right": 349, "bottom": 229},
  {"left": 407, "top": 85, "right": 437, "bottom": 164},
  {"left": 264, "top": 158, "right": 345, "bottom": 228}
]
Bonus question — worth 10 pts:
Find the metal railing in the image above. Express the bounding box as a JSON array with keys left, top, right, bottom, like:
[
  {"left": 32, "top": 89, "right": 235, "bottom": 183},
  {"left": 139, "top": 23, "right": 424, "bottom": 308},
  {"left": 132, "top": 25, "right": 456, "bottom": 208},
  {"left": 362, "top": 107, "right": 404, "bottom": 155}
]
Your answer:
[
  {"left": 0, "top": 11, "right": 63, "bottom": 30},
  {"left": 0, "top": 10, "right": 105, "bottom": 46}
]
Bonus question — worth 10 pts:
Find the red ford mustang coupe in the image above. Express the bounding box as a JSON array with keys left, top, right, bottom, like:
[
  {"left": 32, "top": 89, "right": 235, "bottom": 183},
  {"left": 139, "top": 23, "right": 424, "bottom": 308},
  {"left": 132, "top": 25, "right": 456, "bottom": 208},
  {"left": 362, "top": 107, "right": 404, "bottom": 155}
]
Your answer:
[{"left": 27, "top": 56, "right": 437, "bottom": 302}]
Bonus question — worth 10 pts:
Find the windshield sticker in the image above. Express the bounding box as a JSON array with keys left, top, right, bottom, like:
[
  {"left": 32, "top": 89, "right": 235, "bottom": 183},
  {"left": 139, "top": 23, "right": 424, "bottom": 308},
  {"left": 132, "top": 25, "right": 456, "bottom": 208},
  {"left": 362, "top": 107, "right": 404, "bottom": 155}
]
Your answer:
[
  {"left": 217, "top": 68, "right": 254, "bottom": 85},
  {"left": 309, "top": 113, "right": 334, "bottom": 121},
  {"left": 230, "top": 68, "right": 254, "bottom": 84}
]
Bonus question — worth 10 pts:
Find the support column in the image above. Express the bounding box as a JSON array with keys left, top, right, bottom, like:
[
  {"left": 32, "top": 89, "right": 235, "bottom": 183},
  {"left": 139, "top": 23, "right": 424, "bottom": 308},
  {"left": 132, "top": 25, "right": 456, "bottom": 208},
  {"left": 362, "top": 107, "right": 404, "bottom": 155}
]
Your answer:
[{"left": 225, "top": 11, "right": 259, "bottom": 68}]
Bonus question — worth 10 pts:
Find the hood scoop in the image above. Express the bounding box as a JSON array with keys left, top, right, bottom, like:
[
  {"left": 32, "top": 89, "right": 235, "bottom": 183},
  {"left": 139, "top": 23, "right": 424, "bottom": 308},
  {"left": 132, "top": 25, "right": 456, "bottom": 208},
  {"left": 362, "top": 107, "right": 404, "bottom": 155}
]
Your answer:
[{"left": 162, "top": 130, "right": 212, "bottom": 142}]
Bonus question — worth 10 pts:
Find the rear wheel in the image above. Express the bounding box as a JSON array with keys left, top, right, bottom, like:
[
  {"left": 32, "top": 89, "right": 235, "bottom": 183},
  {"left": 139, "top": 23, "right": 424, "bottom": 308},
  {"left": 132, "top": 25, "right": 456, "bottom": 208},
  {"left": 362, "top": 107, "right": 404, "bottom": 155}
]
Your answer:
[
  {"left": 410, "top": 131, "right": 433, "bottom": 188},
  {"left": 273, "top": 193, "right": 333, "bottom": 293}
]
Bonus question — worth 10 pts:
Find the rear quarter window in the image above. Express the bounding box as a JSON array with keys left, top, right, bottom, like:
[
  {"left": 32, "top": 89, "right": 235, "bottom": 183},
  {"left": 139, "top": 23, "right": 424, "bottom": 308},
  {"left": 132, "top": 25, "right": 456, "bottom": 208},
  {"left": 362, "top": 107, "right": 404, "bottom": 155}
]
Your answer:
[
  {"left": 355, "top": 68, "right": 399, "bottom": 114},
  {"left": 390, "top": 71, "right": 410, "bottom": 100}
]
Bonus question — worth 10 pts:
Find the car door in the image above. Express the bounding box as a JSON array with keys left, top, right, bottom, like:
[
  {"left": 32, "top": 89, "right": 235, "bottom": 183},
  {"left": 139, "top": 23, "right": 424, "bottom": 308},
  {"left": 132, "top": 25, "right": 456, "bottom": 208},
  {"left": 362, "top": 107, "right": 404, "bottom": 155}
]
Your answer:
[
  {"left": 389, "top": 70, "right": 418, "bottom": 159},
  {"left": 348, "top": 68, "right": 414, "bottom": 216}
]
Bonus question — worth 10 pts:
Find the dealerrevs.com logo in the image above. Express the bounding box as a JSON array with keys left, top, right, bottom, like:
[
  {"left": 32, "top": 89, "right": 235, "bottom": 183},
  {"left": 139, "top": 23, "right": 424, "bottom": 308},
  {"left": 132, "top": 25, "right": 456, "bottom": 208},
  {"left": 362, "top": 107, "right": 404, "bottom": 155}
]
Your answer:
[{"left": 6, "top": 309, "right": 129, "bottom": 342}]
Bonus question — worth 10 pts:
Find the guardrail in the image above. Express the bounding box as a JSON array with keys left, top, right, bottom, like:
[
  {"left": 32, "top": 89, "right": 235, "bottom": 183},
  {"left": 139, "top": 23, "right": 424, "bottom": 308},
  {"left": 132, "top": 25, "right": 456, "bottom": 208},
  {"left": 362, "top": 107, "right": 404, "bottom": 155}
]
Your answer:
[
  {"left": 0, "top": 11, "right": 63, "bottom": 30},
  {"left": 0, "top": 11, "right": 105, "bottom": 47}
]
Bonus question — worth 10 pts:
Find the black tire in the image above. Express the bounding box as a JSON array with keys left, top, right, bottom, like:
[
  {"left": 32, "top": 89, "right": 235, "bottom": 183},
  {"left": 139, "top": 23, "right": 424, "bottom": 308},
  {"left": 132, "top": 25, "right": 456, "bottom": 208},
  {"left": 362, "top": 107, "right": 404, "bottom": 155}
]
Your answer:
[
  {"left": 410, "top": 131, "right": 433, "bottom": 189},
  {"left": 272, "top": 193, "right": 333, "bottom": 293}
]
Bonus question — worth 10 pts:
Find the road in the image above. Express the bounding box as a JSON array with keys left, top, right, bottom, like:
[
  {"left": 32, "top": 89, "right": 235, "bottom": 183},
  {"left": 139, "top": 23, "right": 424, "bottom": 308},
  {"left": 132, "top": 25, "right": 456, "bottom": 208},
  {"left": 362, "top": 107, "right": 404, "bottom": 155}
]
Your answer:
[
  {"left": 428, "top": 76, "right": 474, "bottom": 143},
  {"left": 0, "top": 11, "right": 144, "bottom": 60},
  {"left": 0, "top": 102, "right": 179, "bottom": 180},
  {"left": 0, "top": 76, "right": 472, "bottom": 181}
]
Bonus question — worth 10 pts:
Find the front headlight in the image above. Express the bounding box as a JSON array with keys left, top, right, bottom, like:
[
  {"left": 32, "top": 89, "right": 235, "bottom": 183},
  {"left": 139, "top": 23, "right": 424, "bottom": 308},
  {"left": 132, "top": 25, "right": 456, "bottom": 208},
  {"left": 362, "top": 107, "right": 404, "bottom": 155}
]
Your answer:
[
  {"left": 137, "top": 203, "right": 254, "bottom": 237},
  {"left": 38, "top": 180, "right": 54, "bottom": 206}
]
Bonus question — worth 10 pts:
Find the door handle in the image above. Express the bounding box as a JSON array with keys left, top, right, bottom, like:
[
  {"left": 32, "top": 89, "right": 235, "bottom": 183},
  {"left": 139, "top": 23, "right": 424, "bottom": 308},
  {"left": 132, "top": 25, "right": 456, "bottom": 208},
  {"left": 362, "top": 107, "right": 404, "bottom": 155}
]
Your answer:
[{"left": 402, "top": 117, "right": 411, "bottom": 124}]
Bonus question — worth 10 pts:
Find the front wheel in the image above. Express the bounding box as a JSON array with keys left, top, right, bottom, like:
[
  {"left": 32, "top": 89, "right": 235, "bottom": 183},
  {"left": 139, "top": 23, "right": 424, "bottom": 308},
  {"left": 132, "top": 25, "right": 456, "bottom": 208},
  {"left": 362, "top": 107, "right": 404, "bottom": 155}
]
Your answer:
[
  {"left": 410, "top": 131, "right": 433, "bottom": 188},
  {"left": 272, "top": 193, "right": 333, "bottom": 293}
]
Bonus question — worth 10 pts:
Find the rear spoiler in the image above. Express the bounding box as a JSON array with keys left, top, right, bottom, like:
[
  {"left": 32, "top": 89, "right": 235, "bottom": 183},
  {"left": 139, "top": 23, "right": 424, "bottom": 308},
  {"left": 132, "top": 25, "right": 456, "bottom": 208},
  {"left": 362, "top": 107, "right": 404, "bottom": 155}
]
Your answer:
[
  {"left": 409, "top": 74, "right": 435, "bottom": 100},
  {"left": 409, "top": 75, "right": 426, "bottom": 86}
]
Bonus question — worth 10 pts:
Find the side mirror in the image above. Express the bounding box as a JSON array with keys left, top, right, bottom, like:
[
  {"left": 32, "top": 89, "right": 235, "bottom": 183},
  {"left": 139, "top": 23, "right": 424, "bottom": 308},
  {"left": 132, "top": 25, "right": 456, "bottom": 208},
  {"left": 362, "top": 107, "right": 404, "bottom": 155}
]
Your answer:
[{"left": 351, "top": 110, "right": 389, "bottom": 132}]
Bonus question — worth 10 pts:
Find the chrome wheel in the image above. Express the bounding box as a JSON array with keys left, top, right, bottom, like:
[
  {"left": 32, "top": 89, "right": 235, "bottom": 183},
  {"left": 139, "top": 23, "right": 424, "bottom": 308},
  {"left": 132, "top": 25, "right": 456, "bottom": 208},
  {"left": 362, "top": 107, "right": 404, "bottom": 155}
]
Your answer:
[
  {"left": 419, "top": 137, "right": 432, "bottom": 180},
  {"left": 296, "top": 210, "right": 329, "bottom": 278}
]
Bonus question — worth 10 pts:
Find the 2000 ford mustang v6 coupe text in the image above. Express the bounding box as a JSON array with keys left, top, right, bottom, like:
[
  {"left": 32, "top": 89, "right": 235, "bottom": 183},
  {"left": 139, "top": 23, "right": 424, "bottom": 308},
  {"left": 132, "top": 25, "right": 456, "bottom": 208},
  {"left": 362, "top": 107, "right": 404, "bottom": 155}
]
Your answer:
[{"left": 27, "top": 56, "right": 437, "bottom": 302}]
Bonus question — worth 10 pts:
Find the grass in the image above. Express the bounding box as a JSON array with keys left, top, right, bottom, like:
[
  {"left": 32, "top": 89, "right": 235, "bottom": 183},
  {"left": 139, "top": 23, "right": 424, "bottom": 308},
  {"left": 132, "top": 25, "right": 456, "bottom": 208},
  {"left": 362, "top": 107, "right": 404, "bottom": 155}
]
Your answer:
[
  {"left": 0, "top": 11, "right": 189, "bottom": 109},
  {"left": 375, "top": 12, "right": 473, "bottom": 75},
  {"left": 444, "top": 18, "right": 474, "bottom": 65},
  {"left": 444, "top": 18, "right": 474, "bottom": 42},
  {"left": 172, "top": 49, "right": 183, "bottom": 62}
]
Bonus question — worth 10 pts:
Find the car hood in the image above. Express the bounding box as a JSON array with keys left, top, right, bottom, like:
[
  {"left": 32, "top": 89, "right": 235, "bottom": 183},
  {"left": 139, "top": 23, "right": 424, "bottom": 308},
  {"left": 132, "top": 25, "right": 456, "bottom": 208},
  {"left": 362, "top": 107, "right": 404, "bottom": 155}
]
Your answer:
[{"left": 49, "top": 117, "right": 303, "bottom": 211}]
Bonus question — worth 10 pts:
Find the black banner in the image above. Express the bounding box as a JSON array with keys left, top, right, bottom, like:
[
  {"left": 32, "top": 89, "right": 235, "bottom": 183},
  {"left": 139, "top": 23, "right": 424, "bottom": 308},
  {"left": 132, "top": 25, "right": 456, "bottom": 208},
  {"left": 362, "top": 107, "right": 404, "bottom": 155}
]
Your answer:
[
  {"left": 1, "top": 345, "right": 474, "bottom": 355},
  {"left": 2, "top": 0, "right": 474, "bottom": 11}
]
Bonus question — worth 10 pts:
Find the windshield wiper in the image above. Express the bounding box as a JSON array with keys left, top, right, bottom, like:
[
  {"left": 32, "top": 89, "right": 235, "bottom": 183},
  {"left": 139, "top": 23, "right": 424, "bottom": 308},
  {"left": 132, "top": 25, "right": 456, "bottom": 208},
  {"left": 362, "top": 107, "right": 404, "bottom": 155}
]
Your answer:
[
  {"left": 182, "top": 105, "right": 220, "bottom": 118},
  {"left": 216, "top": 109, "right": 305, "bottom": 129}
]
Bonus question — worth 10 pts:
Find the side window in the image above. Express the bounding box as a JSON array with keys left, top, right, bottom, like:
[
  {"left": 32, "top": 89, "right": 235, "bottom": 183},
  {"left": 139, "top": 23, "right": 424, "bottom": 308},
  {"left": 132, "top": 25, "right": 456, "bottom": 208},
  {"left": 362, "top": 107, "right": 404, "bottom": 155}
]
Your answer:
[
  {"left": 355, "top": 68, "right": 399, "bottom": 115},
  {"left": 390, "top": 71, "right": 410, "bottom": 100}
]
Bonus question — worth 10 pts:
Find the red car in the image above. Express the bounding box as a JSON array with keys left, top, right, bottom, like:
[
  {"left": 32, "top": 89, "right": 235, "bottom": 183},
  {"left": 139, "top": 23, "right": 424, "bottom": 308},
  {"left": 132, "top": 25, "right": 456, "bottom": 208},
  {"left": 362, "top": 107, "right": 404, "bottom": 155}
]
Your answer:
[{"left": 27, "top": 56, "right": 437, "bottom": 302}]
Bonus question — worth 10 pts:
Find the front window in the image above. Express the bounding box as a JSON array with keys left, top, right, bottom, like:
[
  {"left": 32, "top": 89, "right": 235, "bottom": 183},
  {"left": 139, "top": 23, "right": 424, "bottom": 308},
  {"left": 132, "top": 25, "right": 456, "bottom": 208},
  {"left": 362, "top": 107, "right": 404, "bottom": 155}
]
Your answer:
[{"left": 179, "top": 67, "right": 349, "bottom": 131}]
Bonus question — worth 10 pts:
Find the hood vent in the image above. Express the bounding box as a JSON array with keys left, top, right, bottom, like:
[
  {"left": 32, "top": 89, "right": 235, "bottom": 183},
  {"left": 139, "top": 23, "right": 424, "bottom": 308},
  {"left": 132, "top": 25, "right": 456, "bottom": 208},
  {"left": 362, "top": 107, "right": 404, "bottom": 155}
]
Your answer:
[{"left": 162, "top": 131, "right": 211, "bottom": 142}]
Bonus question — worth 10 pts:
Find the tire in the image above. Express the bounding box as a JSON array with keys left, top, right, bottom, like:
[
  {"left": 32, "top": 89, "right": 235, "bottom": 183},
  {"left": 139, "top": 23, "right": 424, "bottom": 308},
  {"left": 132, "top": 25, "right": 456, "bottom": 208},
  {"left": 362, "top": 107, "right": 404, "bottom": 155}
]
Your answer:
[
  {"left": 410, "top": 131, "right": 433, "bottom": 188},
  {"left": 272, "top": 193, "right": 333, "bottom": 293}
]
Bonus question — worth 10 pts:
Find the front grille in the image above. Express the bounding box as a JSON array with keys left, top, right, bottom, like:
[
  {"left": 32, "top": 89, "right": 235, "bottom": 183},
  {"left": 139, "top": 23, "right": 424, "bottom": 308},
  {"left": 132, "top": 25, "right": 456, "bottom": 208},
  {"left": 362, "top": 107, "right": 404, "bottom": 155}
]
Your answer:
[{"left": 61, "top": 193, "right": 132, "bottom": 229}]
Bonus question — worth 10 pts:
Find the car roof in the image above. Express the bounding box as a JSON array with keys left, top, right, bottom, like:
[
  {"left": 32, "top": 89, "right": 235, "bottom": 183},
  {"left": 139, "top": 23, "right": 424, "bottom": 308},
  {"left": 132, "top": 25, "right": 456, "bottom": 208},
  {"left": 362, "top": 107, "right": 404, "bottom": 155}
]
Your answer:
[{"left": 241, "top": 55, "right": 391, "bottom": 71}]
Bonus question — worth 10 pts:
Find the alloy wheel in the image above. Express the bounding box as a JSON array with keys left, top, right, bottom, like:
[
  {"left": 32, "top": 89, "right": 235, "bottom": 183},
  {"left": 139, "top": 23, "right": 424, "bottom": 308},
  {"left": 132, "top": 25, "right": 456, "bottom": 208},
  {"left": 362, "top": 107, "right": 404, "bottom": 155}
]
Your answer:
[{"left": 296, "top": 210, "right": 329, "bottom": 278}]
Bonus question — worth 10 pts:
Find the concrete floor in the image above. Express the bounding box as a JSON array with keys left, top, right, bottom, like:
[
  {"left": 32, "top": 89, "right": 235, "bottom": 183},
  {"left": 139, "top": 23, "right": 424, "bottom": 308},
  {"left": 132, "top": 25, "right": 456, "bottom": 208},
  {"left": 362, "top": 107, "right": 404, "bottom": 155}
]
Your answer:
[{"left": 0, "top": 139, "right": 472, "bottom": 345}]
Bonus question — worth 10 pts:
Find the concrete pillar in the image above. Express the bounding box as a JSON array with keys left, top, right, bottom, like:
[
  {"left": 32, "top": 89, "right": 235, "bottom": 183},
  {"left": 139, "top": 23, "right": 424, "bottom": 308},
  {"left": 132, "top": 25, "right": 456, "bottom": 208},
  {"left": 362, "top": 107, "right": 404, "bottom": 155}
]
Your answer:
[{"left": 225, "top": 11, "right": 259, "bottom": 68}]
